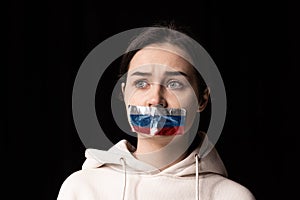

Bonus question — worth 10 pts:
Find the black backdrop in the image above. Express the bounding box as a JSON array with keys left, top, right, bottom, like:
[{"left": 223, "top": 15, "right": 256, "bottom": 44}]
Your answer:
[{"left": 6, "top": 0, "right": 298, "bottom": 199}]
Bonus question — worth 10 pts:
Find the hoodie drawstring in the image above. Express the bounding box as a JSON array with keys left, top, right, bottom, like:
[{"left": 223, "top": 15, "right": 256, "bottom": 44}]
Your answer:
[
  {"left": 195, "top": 154, "right": 199, "bottom": 200},
  {"left": 120, "top": 157, "right": 127, "bottom": 200}
]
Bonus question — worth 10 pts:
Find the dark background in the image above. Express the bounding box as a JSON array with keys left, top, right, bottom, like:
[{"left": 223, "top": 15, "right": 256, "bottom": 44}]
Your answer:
[{"left": 6, "top": 0, "right": 298, "bottom": 199}]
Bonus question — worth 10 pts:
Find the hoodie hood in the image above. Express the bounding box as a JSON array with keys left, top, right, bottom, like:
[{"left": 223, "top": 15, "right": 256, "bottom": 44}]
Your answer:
[{"left": 82, "top": 134, "right": 228, "bottom": 177}]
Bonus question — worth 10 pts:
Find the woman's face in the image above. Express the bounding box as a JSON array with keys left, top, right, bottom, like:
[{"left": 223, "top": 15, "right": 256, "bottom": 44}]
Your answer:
[{"left": 122, "top": 45, "right": 202, "bottom": 134}]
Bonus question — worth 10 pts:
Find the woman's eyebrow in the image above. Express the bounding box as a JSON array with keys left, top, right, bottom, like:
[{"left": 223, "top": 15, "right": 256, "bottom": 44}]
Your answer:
[
  {"left": 164, "top": 71, "right": 188, "bottom": 77},
  {"left": 130, "top": 72, "right": 151, "bottom": 77},
  {"left": 129, "top": 71, "right": 188, "bottom": 77}
]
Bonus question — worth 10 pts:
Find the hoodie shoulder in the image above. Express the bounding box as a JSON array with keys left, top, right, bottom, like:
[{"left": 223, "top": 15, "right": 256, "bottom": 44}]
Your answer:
[
  {"left": 207, "top": 175, "right": 256, "bottom": 200},
  {"left": 57, "top": 168, "right": 110, "bottom": 200},
  {"left": 57, "top": 170, "right": 82, "bottom": 200}
]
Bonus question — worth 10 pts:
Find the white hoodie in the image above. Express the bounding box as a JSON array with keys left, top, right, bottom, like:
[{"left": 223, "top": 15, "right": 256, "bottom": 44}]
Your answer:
[{"left": 57, "top": 135, "right": 255, "bottom": 200}]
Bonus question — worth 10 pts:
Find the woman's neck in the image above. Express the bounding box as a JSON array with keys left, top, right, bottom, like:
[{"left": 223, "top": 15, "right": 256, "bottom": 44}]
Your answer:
[{"left": 133, "top": 135, "right": 190, "bottom": 170}]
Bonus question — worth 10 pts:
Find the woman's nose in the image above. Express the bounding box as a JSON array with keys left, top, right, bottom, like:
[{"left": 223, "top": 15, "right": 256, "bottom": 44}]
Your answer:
[{"left": 146, "top": 84, "right": 167, "bottom": 107}]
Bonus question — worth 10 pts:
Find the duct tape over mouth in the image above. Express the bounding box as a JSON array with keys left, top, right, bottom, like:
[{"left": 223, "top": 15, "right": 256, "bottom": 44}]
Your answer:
[{"left": 128, "top": 105, "right": 186, "bottom": 136}]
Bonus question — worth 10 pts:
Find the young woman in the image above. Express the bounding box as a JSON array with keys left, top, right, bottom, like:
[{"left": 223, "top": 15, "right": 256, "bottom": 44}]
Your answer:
[{"left": 57, "top": 23, "right": 255, "bottom": 200}]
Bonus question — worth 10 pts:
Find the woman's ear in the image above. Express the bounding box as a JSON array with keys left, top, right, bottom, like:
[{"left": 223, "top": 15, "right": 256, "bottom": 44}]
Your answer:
[
  {"left": 197, "top": 87, "right": 210, "bottom": 112},
  {"left": 121, "top": 82, "right": 125, "bottom": 94},
  {"left": 118, "top": 82, "right": 125, "bottom": 101}
]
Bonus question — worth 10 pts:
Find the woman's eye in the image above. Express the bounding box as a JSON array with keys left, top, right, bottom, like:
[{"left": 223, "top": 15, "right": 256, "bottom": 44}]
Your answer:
[
  {"left": 167, "top": 81, "right": 183, "bottom": 89},
  {"left": 135, "top": 80, "right": 149, "bottom": 88}
]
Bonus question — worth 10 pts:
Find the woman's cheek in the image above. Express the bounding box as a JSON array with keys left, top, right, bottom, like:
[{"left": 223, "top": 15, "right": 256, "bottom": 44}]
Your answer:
[
  {"left": 176, "top": 91, "right": 199, "bottom": 131},
  {"left": 125, "top": 90, "right": 146, "bottom": 105},
  {"left": 172, "top": 90, "right": 198, "bottom": 107}
]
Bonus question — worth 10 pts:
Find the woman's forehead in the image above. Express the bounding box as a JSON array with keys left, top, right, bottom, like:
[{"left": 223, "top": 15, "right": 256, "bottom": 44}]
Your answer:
[{"left": 128, "top": 45, "right": 194, "bottom": 75}]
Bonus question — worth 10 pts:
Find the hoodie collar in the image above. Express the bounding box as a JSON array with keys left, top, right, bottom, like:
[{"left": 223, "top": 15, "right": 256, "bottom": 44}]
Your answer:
[{"left": 82, "top": 134, "right": 227, "bottom": 177}]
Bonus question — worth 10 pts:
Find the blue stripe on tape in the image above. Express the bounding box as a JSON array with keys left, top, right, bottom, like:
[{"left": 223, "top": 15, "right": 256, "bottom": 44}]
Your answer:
[{"left": 130, "top": 114, "right": 185, "bottom": 128}]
